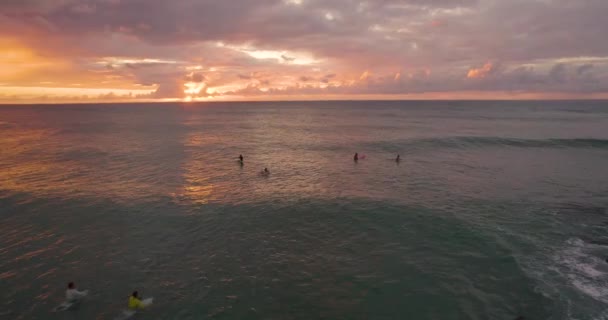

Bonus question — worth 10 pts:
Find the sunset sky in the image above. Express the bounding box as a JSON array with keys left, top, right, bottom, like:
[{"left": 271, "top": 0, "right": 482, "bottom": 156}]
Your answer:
[{"left": 1, "top": 0, "right": 608, "bottom": 103}]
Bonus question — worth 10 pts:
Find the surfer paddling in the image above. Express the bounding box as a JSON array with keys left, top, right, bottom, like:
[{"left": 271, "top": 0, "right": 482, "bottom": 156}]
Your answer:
[
  {"left": 66, "top": 282, "right": 88, "bottom": 302},
  {"left": 128, "top": 291, "right": 149, "bottom": 310}
]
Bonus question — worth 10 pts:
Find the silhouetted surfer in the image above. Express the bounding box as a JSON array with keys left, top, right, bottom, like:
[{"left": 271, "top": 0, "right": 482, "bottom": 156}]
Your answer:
[
  {"left": 354, "top": 153, "right": 359, "bottom": 162},
  {"left": 396, "top": 154, "right": 400, "bottom": 162},
  {"left": 239, "top": 154, "right": 243, "bottom": 162},
  {"left": 66, "top": 282, "right": 87, "bottom": 302},
  {"left": 53, "top": 282, "right": 88, "bottom": 312}
]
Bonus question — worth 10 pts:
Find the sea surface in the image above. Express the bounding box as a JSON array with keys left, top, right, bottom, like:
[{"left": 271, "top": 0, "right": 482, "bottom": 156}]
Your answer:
[{"left": 1, "top": 100, "right": 608, "bottom": 320}]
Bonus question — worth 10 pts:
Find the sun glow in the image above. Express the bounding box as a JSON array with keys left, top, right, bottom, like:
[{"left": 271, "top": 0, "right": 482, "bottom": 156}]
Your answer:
[
  {"left": 184, "top": 82, "right": 206, "bottom": 95},
  {"left": 223, "top": 44, "right": 319, "bottom": 65}
]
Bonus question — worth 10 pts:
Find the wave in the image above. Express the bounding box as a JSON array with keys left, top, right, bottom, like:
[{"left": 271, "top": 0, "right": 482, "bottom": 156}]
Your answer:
[
  {"left": 555, "top": 238, "right": 608, "bottom": 302},
  {"left": 368, "top": 137, "right": 608, "bottom": 151}
]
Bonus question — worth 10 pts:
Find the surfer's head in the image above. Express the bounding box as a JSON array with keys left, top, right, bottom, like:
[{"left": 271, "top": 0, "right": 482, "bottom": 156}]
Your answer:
[
  {"left": 68, "top": 282, "right": 75, "bottom": 289},
  {"left": 132, "top": 291, "right": 138, "bottom": 298}
]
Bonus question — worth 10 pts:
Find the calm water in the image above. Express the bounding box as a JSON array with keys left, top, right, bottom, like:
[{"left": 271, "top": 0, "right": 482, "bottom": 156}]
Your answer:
[{"left": 1, "top": 101, "right": 608, "bottom": 320}]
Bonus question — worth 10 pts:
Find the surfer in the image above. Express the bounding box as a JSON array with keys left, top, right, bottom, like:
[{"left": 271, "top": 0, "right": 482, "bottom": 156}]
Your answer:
[
  {"left": 239, "top": 154, "right": 243, "bottom": 162},
  {"left": 66, "top": 282, "right": 88, "bottom": 302},
  {"left": 128, "top": 291, "right": 147, "bottom": 310},
  {"left": 260, "top": 168, "right": 270, "bottom": 175},
  {"left": 53, "top": 282, "right": 88, "bottom": 312},
  {"left": 354, "top": 153, "right": 359, "bottom": 162},
  {"left": 396, "top": 154, "right": 400, "bottom": 162}
]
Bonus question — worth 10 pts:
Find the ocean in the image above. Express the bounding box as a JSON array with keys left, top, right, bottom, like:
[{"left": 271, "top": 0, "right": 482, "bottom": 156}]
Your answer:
[{"left": 1, "top": 100, "right": 607, "bottom": 319}]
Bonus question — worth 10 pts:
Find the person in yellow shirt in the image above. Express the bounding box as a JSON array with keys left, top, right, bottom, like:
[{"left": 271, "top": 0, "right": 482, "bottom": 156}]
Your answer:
[{"left": 128, "top": 291, "right": 145, "bottom": 310}]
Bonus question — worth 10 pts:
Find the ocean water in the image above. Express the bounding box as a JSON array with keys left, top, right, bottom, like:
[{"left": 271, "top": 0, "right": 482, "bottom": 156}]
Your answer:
[{"left": 1, "top": 100, "right": 608, "bottom": 320}]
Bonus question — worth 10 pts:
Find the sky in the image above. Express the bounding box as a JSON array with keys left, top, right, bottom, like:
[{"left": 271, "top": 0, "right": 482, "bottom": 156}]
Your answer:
[{"left": 1, "top": 0, "right": 608, "bottom": 103}]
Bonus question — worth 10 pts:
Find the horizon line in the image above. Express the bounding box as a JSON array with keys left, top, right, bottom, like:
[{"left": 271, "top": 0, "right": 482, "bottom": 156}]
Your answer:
[{"left": 2, "top": 98, "right": 608, "bottom": 106}]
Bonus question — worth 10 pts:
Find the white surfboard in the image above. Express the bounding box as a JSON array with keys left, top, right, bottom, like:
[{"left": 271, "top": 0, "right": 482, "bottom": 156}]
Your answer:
[
  {"left": 141, "top": 297, "right": 154, "bottom": 307},
  {"left": 114, "top": 310, "right": 136, "bottom": 320},
  {"left": 53, "top": 290, "right": 89, "bottom": 312},
  {"left": 53, "top": 302, "right": 74, "bottom": 312}
]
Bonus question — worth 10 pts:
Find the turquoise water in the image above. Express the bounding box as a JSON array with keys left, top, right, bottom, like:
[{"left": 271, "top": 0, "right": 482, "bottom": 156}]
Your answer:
[{"left": 1, "top": 101, "right": 608, "bottom": 319}]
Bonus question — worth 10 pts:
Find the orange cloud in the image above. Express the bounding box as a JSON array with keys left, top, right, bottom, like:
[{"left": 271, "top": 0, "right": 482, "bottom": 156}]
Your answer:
[
  {"left": 467, "top": 62, "right": 494, "bottom": 79},
  {"left": 359, "top": 70, "right": 370, "bottom": 81},
  {"left": 0, "top": 38, "right": 66, "bottom": 80}
]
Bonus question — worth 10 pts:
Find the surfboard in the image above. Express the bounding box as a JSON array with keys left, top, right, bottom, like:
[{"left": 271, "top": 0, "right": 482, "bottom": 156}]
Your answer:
[
  {"left": 114, "top": 310, "right": 136, "bottom": 320},
  {"left": 53, "top": 290, "right": 89, "bottom": 312},
  {"left": 53, "top": 302, "right": 74, "bottom": 312},
  {"left": 141, "top": 298, "right": 153, "bottom": 307}
]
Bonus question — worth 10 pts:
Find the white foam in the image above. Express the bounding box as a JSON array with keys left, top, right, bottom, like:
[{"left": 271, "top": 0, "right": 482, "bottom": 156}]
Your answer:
[
  {"left": 558, "top": 239, "right": 606, "bottom": 278},
  {"left": 554, "top": 238, "right": 608, "bottom": 304}
]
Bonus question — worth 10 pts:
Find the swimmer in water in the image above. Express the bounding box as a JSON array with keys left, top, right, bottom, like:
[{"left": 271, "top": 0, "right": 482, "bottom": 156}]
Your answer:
[
  {"left": 66, "top": 282, "right": 88, "bottom": 302},
  {"left": 128, "top": 291, "right": 146, "bottom": 310},
  {"left": 354, "top": 153, "right": 359, "bottom": 162},
  {"left": 396, "top": 154, "right": 401, "bottom": 162}
]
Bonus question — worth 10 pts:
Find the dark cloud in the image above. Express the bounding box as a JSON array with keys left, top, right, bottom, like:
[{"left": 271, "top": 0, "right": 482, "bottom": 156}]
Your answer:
[
  {"left": 281, "top": 54, "right": 295, "bottom": 62},
  {"left": 577, "top": 64, "right": 594, "bottom": 76}
]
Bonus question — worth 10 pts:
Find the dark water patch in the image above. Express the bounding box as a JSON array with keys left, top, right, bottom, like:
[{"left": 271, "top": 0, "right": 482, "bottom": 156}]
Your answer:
[
  {"left": 364, "top": 137, "right": 608, "bottom": 152},
  {"left": 553, "top": 202, "right": 606, "bottom": 216}
]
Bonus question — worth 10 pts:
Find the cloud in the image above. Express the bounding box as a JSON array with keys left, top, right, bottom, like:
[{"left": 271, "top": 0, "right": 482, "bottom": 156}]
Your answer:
[
  {"left": 1, "top": 0, "right": 608, "bottom": 102},
  {"left": 281, "top": 54, "right": 295, "bottom": 62},
  {"left": 467, "top": 62, "right": 495, "bottom": 79},
  {"left": 577, "top": 64, "right": 594, "bottom": 75},
  {"left": 359, "top": 71, "right": 371, "bottom": 81}
]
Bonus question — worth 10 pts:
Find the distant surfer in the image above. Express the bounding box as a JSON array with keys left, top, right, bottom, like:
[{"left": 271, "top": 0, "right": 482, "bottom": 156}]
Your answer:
[
  {"left": 66, "top": 282, "right": 88, "bottom": 302},
  {"left": 128, "top": 291, "right": 148, "bottom": 310},
  {"left": 239, "top": 154, "right": 243, "bottom": 162},
  {"left": 396, "top": 154, "right": 401, "bottom": 162},
  {"left": 354, "top": 153, "right": 359, "bottom": 162},
  {"left": 260, "top": 168, "right": 270, "bottom": 176}
]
